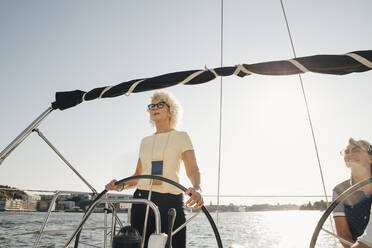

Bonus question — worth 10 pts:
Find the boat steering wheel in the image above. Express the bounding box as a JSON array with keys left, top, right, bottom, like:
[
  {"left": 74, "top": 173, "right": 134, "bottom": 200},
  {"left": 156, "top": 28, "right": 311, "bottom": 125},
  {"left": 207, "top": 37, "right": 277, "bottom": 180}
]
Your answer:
[
  {"left": 114, "top": 175, "right": 223, "bottom": 248},
  {"left": 72, "top": 175, "right": 223, "bottom": 248},
  {"left": 310, "top": 177, "right": 372, "bottom": 248}
]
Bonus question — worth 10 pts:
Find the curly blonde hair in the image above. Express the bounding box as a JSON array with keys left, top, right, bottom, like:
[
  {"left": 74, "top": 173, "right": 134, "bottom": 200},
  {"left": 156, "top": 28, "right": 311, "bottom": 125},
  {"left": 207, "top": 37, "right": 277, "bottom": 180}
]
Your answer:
[
  {"left": 349, "top": 138, "right": 372, "bottom": 155},
  {"left": 148, "top": 90, "right": 182, "bottom": 129}
]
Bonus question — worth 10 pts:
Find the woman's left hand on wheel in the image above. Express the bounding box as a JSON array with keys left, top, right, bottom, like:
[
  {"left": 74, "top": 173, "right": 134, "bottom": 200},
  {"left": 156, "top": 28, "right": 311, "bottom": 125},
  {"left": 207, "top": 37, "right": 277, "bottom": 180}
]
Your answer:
[{"left": 185, "top": 187, "right": 204, "bottom": 209}]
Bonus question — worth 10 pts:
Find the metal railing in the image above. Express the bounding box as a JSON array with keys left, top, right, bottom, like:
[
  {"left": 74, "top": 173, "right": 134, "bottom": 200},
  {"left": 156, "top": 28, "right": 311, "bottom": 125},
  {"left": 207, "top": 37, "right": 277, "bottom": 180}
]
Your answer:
[
  {"left": 0, "top": 189, "right": 130, "bottom": 248},
  {"left": 0, "top": 107, "right": 53, "bottom": 165},
  {"left": 65, "top": 198, "right": 162, "bottom": 248}
]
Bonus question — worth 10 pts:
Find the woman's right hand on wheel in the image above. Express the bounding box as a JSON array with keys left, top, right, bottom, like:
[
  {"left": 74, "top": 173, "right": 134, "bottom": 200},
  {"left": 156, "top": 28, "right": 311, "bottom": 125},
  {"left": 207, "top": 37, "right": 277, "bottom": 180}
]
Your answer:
[{"left": 105, "top": 179, "right": 122, "bottom": 191}]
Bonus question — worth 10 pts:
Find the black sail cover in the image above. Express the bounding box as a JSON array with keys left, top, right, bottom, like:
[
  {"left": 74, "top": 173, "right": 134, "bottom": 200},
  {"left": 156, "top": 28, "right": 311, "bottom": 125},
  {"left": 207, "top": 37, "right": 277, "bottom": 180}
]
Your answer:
[{"left": 52, "top": 50, "right": 372, "bottom": 111}]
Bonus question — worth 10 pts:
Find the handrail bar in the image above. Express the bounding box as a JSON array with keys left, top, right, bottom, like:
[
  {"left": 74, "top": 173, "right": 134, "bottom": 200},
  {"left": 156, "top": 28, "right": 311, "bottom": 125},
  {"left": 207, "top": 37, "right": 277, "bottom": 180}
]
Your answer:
[
  {"left": 65, "top": 198, "right": 162, "bottom": 247},
  {"left": 0, "top": 188, "right": 127, "bottom": 244},
  {"left": 104, "top": 200, "right": 108, "bottom": 248},
  {"left": 34, "top": 191, "right": 61, "bottom": 247},
  {"left": 0, "top": 187, "right": 130, "bottom": 197},
  {"left": 202, "top": 194, "right": 332, "bottom": 198},
  {"left": 0, "top": 226, "right": 112, "bottom": 238},
  {"left": 79, "top": 241, "right": 101, "bottom": 248},
  {"left": 0, "top": 188, "right": 332, "bottom": 198},
  {"left": 34, "top": 128, "right": 97, "bottom": 194},
  {"left": 0, "top": 189, "right": 128, "bottom": 248},
  {"left": 111, "top": 206, "right": 117, "bottom": 246},
  {"left": 0, "top": 107, "right": 53, "bottom": 165}
]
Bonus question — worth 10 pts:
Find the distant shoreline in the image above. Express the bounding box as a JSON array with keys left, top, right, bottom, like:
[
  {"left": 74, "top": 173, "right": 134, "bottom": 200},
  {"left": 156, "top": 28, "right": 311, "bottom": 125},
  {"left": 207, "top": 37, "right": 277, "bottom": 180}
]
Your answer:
[{"left": 0, "top": 208, "right": 323, "bottom": 213}]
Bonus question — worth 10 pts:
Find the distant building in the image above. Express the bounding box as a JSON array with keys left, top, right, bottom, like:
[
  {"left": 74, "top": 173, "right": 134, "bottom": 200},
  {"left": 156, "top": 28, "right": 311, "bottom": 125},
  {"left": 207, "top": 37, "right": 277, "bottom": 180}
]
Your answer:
[
  {"left": 71, "top": 193, "right": 92, "bottom": 201},
  {"left": 6, "top": 199, "right": 24, "bottom": 210},
  {"left": 78, "top": 194, "right": 91, "bottom": 200},
  {"left": 0, "top": 200, "right": 6, "bottom": 210},
  {"left": 22, "top": 194, "right": 41, "bottom": 202},
  {"left": 57, "top": 201, "right": 75, "bottom": 210},
  {"left": 37, "top": 201, "right": 56, "bottom": 212},
  {"left": 24, "top": 200, "right": 37, "bottom": 211},
  {"left": 0, "top": 199, "right": 37, "bottom": 211}
]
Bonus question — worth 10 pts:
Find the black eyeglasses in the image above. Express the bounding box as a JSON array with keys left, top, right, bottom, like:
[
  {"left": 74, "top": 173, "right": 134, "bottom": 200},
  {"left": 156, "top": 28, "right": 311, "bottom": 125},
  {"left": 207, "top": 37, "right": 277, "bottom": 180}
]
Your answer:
[{"left": 147, "top": 101, "right": 169, "bottom": 111}]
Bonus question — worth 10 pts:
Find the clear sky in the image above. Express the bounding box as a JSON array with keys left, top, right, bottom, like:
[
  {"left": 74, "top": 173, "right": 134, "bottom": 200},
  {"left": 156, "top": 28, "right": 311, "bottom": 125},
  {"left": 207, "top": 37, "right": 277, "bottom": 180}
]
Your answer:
[{"left": 0, "top": 0, "right": 371, "bottom": 205}]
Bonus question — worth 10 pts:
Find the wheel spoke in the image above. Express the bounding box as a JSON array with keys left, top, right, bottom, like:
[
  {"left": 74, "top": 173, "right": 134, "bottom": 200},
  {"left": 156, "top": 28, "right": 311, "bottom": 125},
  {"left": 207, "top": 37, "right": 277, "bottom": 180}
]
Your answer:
[
  {"left": 321, "top": 228, "right": 353, "bottom": 246},
  {"left": 172, "top": 211, "right": 202, "bottom": 236}
]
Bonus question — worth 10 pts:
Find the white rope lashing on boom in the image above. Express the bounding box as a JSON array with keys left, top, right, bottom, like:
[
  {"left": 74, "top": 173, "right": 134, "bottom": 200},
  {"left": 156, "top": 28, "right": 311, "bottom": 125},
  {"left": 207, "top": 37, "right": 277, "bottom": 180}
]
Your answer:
[
  {"left": 179, "top": 69, "right": 206, "bottom": 84},
  {"left": 346, "top": 53, "right": 372, "bottom": 68},
  {"left": 99, "top": 86, "right": 113, "bottom": 99},
  {"left": 205, "top": 65, "right": 219, "bottom": 78},
  {"left": 125, "top": 79, "right": 145, "bottom": 96},
  {"left": 82, "top": 92, "right": 87, "bottom": 102},
  {"left": 288, "top": 59, "right": 310, "bottom": 73},
  {"left": 233, "top": 64, "right": 253, "bottom": 75}
]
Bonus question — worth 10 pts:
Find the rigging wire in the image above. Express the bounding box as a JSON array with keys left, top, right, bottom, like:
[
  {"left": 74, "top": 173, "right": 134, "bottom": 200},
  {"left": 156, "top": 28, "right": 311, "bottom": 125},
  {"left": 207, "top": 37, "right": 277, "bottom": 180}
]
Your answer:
[
  {"left": 216, "top": 0, "right": 224, "bottom": 227},
  {"left": 279, "top": 0, "right": 330, "bottom": 204},
  {"left": 279, "top": 0, "right": 337, "bottom": 245}
]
